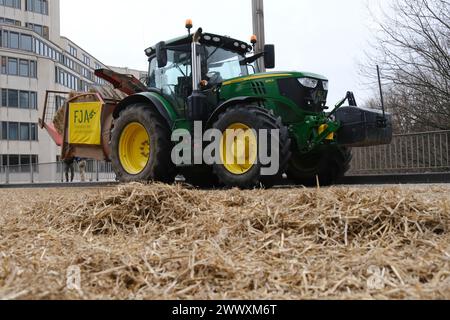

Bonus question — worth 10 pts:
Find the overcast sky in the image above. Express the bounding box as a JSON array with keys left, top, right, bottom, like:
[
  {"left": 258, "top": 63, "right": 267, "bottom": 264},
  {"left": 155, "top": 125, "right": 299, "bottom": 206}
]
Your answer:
[{"left": 60, "top": 0, "right": 387, "bottom": 105}]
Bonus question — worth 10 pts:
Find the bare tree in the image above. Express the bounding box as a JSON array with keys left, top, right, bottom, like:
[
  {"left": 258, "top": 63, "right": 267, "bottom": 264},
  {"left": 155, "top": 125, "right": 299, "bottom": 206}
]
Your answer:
[{"left": 364, "top": 0, "right": 450, "bottom": 133}]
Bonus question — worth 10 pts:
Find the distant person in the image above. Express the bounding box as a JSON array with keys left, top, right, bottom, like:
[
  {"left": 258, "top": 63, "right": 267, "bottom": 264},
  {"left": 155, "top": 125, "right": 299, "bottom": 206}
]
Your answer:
[
  {"left": 64, "top": 157, "right": 75, "bottom": 183},
  {"left": 78, "top": 158, "right": 87, "bottom": 182}
]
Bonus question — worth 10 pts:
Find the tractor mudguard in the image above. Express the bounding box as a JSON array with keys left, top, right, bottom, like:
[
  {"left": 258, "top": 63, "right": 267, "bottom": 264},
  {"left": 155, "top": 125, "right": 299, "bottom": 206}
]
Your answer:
[
  {"left": 205, "top": 96, "right": 264, "bottom": 128},
  {"left": 114, "top": 92, "right": 177, "bottom": 128},
  {"left": 335, "top": 106, "right": 393, "bottom": 147}
]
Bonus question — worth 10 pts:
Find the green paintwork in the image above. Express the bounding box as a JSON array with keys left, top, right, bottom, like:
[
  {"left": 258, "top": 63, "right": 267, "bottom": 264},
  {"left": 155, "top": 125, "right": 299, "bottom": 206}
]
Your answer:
[
  {"left": 142, "top": 33, "right": 340, "bottom": 158},
  {"left": 145, "top": 71, "right": 339, "bottom": 154},
  {"left": 146, "top": 92, "right": 178, "bottom": 121},
  {"left": 142, "top": 69, "right": 339, "bottom": 154},
  {"left": 144, "top": 92, "right": 191, "bottom": 131},
  {"left": 218, "top": 71, "right": 338, "bottom": 153}
]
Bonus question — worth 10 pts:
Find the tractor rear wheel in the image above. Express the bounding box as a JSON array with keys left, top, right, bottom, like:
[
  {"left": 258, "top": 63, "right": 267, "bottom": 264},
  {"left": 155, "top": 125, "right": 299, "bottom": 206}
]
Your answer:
[
  {"left": 110, "top": 104, "right": 175, "bottom": 183},
  {"left": 287, "top": 146, "right": 352, "bottom": 186},
  {"left": 212, "top": 105, "right": 291, "bottom": 189}
]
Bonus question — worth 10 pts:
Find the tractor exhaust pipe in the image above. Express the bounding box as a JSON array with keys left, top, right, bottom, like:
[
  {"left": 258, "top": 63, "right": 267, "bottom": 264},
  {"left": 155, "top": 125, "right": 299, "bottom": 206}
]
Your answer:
[
  {"left": 191, "top": 28, "right": 203, "bottom": 91},
  {"left": 187, "top": 28, "right": 208, "bottom": 122}
]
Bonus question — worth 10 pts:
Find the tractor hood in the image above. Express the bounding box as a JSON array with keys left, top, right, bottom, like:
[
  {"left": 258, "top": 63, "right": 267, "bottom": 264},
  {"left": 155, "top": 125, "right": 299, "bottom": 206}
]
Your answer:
[{"left": 222, "top": 71, "right": 328, "bottom": 86}]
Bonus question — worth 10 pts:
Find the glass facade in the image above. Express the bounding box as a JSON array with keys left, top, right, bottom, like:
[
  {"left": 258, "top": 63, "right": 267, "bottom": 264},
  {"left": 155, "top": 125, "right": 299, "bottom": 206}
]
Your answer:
[{"left": 0, "top": 0, "right": 142, "bottom": 168}]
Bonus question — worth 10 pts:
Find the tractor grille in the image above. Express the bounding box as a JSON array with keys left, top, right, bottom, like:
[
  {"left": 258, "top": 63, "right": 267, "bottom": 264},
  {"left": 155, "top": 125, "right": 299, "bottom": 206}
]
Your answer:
[
  {"left": 251, "top": 81, "right": 267, "bottom": 95},
  {"left": 277, "top": 78, "right": 328, "bottom": 113}
]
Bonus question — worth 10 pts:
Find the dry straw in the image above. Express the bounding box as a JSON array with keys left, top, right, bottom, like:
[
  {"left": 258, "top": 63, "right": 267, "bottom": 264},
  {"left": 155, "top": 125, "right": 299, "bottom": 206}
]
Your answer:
[{"left": 0, "top": 183, "right": 449, "bottom": 299}]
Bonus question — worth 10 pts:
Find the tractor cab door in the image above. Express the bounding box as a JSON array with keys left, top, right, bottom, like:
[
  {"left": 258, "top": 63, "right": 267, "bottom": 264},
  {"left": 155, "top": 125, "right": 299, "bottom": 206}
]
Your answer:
[{"left": 148, "top": 46, "right": 192, "bottom": 117}]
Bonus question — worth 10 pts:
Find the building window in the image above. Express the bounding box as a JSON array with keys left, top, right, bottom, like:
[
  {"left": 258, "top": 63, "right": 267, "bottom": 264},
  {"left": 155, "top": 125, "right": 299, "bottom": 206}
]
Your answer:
[
  {"left": 55, "top": 67, "right": 79, "bottom": 91},
  {"left": 69, "top": 45, "right": 77, "bottom": 57},
  {"left": 20, "top": 155, "right": 31, "bottom": 172},
  {"left": 30, "top": 60, "right": 36, "bottom": 77},
  {"left": 30, "top": 124, "right": 38, "bottom": 141},
  {"left": 55, "top": 95, "right": 66, "bottom": 111},
  {"left": 19, "top": 91, "right": 29, "bottom": 109},
  {"left": 1, "top": 88, "right": 6, "bottom": 106},
  {"left": 0, "top": 122, "right": 38, "bottom": 141},
  {"left": 9, "top": 32, "right": 19, "bottom": 49},
  {"left": 20, "top": 123, "right": 30, "bottom": 141},
  {"left": 0, "top": 17, "right": 21, "bottom": 26},
  {"left": 1, "top": 56, "right": 37, "bottom": 78},
  {"left": 7, "top": 57, "right": 17, "bottom": 75},
  {"left": 25, "top": 0, "right": 48, "bottom": 15},
  {"left": 20, "top": 34, "right": 33, "bottom": 51},
  {"left": 8, "top": 89, "right": 18, "bottom": 107},
  {"left": 9, "top": 155, "right": 19, "bottom": 167},
  {"left": 0, "top": 155, "right": 39, "bottom": 169},
  {"left": 0, "top": 0, "right": 21, "bottom": 9},
  {"left": 30, "top": 92, "right": 37, "bottom": 109},
  {"left": 1, "top": 31, "right": 6, "bottom": 48},
  {"left": 1, "top": 122, "right": 7, "bottom": 140},
  {"left": 34, "top": 38, "right": 60, "bottom": 61},
  {"left": 19, "top": 59, "right": 29, "bottom": 77},
  {"left": 8, "top": 122, "right": 18, "bottom": 140},
  {"left": 83, "top": 55, "right": 90, "bottom": 67},
  {"left": 1, "top": 89, "right": 37, "bottom": 109},
  {"left": 25, "top": 23, "right": 49, "bottom": 39},
  {"left": 1, "top": 31, "right": 35, "bottom": 52}
]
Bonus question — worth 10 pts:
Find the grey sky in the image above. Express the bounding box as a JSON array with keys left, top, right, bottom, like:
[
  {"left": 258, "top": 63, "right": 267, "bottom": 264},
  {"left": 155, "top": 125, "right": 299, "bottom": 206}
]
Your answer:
[{"left": 60, "top": 0, "right": 387, "bottom": 105}]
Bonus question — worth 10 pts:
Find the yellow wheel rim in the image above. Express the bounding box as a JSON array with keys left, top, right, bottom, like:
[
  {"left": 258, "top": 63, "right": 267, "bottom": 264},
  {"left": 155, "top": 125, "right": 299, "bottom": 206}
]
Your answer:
[
  {"left": 220, "top": 123, "right": 258, "bottom": 175},
  {"left": 119, "top": 122, "right": 150, "bottom": 175}
]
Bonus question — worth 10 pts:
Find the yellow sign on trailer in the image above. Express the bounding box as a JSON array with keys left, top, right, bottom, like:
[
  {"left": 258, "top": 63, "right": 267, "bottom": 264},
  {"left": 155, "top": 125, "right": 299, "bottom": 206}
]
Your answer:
[{"left": 68, "top": 101, "right": 102, "bottom": 145}]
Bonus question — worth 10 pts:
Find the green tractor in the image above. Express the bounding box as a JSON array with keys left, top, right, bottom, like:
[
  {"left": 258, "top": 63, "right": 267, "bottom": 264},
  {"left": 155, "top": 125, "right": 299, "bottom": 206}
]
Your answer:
[{"left": 94, "top": 24, "right": 392, "bottom": 188}]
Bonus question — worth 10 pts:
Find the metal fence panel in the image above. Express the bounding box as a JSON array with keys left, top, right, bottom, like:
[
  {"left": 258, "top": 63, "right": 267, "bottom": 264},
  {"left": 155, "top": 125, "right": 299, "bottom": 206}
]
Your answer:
[
  {"left": 348, "top": 131, "right": 450, "bottom": 175},
  {"left": 0, "top": 160, "right": 116, "bottom": 185},
  {"left": 2, "top": 131, "right": 450, "bottom": 183}
]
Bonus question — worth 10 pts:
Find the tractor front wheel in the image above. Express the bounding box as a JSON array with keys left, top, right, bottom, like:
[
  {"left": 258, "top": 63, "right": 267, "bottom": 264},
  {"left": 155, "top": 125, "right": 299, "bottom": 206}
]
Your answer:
[
  {"left": 212, "top": 105, "right": 291, "bottom": 189},
  {"left": 110, "top": 104, "right": 175, "bottom": 183}
]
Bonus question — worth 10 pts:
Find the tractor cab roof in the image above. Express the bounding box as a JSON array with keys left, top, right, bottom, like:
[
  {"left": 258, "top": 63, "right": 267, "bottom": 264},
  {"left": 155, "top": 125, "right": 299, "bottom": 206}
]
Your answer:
[{"left": 145, "top": 33, "right": 253, "bottom": 57}]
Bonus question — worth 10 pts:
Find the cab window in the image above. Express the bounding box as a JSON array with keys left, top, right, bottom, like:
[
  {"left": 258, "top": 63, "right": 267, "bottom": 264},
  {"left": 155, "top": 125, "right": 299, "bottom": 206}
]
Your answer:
[{"left": 148, "top": 48, "right": 192, "bottom": 113}]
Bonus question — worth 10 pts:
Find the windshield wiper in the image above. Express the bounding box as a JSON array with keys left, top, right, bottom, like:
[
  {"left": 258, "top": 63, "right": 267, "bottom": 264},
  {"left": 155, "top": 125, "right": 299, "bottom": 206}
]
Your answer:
[{"left": 206, "top": 43, "right": 227, "bottom": 62}]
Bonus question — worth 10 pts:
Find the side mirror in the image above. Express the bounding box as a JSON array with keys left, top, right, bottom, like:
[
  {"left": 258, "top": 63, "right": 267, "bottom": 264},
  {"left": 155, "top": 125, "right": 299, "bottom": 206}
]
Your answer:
[
  {"left": 156, "top": 41, "right": 168, "bottom": 68},
  {"left": 264, "top": 44, "right": 275, "bottom": 69}
]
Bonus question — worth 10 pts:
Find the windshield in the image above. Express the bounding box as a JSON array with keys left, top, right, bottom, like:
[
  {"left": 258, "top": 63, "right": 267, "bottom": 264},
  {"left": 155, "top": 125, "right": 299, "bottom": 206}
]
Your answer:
[
  {"left": 204, "top": 46, "right": 248, "bottom": 84},
  {"left": 147, "top": 44, "right": 251, "bottom": 93}
]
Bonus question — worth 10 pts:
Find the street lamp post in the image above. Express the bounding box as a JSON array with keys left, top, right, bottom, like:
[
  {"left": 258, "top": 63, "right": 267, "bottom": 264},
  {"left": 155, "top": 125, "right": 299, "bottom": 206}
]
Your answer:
[{"left": 252, "top": 0, "right": 266, "bottom": 72}]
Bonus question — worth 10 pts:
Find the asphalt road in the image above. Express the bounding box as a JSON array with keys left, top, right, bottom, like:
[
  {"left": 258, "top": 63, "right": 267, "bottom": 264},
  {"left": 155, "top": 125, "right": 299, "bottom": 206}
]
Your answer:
[{"left": 1, "top": 173, "right": 449, "bottom": 189}]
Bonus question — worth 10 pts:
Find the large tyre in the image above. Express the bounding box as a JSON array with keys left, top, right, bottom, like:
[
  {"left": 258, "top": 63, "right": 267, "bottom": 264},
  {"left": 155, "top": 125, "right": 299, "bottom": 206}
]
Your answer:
[
  {"left": 288, "top": 146, "right": 352, "bottom": 186},
  {"left": 212, "top": 105, "right": 291, "bottom": 189},
  {"left": 110, "top": 103, "right": 175, "bottom": 183}
]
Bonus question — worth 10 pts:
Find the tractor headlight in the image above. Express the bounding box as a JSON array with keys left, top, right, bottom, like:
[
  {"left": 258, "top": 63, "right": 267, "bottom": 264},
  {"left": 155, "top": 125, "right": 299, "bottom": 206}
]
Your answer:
[
  {"left": 298, "top": 78, "right": 319, "bottom": 89},
  {"left": 322, "top": 80, "right": 329, "bottom": 91}
]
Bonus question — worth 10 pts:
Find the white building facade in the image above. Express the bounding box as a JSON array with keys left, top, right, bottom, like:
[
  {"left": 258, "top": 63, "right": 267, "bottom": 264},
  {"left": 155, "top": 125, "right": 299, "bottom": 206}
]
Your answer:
[{"left": 0, "top": 0, "right": 125, "bottom": 168}]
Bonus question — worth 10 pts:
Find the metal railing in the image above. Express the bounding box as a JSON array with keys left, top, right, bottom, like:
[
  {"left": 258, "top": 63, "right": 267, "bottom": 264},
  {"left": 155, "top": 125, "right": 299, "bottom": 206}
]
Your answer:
[
  {"left": 0, "top": 160, "right": 116, "bottom": 185},
  {"left": 348, "top": 130, "right": 450, "bottom": 175},
  {"left": 1, "top": 131, "right": 449, "bottom": 184}
]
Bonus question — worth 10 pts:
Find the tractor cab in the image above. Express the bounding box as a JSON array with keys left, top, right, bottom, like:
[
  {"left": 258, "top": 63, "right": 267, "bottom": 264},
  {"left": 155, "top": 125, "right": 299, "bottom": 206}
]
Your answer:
[{"left": 143, "top": 28, "right": 275, "bottom": 120}]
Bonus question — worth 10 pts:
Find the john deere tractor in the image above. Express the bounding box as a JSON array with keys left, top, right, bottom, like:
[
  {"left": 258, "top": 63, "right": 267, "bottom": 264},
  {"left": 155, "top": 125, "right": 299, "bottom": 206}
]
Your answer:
[{"left": 45, "top": 23, "right": 392, "bottom": 188}]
